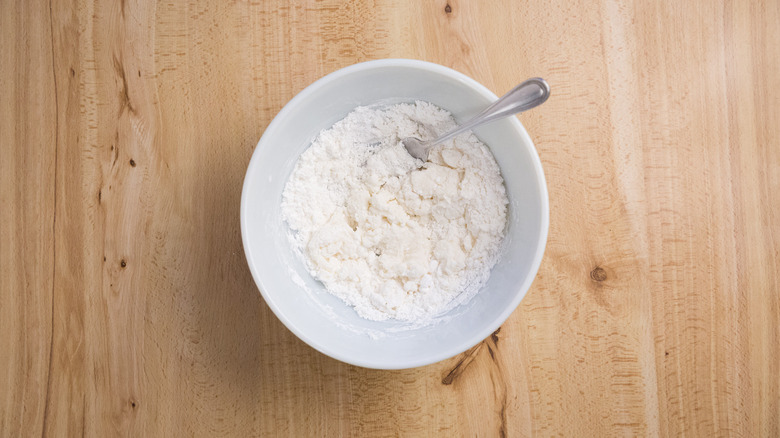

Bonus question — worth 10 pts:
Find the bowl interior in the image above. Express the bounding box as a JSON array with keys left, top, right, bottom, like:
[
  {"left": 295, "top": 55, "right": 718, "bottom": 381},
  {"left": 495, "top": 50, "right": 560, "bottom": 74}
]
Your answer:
[{"left": 241, "top": 60, "right": 548, "bottom": 369}]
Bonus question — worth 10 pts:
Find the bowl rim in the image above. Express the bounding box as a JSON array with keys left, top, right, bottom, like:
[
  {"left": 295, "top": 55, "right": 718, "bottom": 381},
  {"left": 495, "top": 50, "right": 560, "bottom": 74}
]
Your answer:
[{"left": 240, "top": 58, "right": 549, "bottom": 369}]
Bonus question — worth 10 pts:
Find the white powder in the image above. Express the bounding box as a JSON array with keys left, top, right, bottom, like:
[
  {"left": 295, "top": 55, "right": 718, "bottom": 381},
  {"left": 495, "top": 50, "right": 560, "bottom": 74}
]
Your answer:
[{"left": 281, "top": 101, "right": 508, "bottom": 322}]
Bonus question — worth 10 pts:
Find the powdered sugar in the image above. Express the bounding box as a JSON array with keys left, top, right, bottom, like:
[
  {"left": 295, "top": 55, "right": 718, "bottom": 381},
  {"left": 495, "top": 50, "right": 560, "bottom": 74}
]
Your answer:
[{"left": 281, "top": 101, "right": 508, "bottom": 322}]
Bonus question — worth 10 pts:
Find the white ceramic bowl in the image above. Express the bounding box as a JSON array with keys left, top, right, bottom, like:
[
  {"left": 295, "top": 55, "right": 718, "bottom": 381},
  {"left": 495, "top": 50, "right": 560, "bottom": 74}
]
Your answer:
[{"left": 241, "top": 59, "right": 548, "bottom": 369}]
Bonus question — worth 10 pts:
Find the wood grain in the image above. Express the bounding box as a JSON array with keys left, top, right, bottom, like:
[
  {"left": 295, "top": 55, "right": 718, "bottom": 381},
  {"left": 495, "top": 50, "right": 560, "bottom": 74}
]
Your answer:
[{"left": 2, "top": 0, "right": 779, "bottom": 436}]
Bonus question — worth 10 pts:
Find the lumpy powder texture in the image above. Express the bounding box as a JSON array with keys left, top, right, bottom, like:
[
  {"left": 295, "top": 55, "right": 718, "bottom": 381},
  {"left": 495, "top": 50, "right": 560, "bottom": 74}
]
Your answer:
[{"left": 281, "top": 101, "right": 508, "bottom": 322}]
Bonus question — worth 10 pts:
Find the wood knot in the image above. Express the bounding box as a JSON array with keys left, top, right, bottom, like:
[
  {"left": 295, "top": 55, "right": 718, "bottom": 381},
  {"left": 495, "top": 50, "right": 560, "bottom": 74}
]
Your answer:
[
  {"left": 490, "top": 327, "right": 501, "bottom": 344},
  {"left": 444, "top": 3, "right": 452, "bottom": 14},
  {"left": 441, "top": 343, "right": 482, "bottom": 385},
  {"left": 120, "top": 259, "right": 127, "bottom": 268},
  {"left": 129, "top": 159, "right": 136, "bottom": 167},
  {"left": 590, "top": 266, "right": 607, "bottom": 282}
]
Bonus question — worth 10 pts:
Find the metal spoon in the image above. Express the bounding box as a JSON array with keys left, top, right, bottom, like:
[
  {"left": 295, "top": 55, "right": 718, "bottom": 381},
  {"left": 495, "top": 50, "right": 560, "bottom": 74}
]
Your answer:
[{"left": 403, "top": 77, "right": 550, "bottom": 161}]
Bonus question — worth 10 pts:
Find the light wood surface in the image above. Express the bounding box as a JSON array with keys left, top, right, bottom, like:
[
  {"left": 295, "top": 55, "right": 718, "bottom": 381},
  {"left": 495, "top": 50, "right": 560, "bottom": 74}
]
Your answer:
[{"left": 2, "top": 0, "right": 779, "bottom": 436}]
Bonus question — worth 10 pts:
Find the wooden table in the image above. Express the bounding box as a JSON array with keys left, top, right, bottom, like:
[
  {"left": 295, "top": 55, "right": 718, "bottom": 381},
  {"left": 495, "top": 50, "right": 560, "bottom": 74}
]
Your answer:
[{"left": 3, "top": 1, "right": 779, "bottom": 436}]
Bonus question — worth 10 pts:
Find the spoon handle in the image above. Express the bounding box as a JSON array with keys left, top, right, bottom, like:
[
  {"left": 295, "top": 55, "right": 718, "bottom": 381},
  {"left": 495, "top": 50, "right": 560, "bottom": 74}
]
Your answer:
[{"left": 423, "top": 78, "right": 550, "bottom": 147}]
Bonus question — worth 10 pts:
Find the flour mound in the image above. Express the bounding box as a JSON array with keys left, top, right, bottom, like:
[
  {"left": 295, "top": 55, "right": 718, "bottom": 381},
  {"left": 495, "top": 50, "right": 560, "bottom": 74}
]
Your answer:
[{"left": 281, "top": 101, "right": 508, "bottom": 322}]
